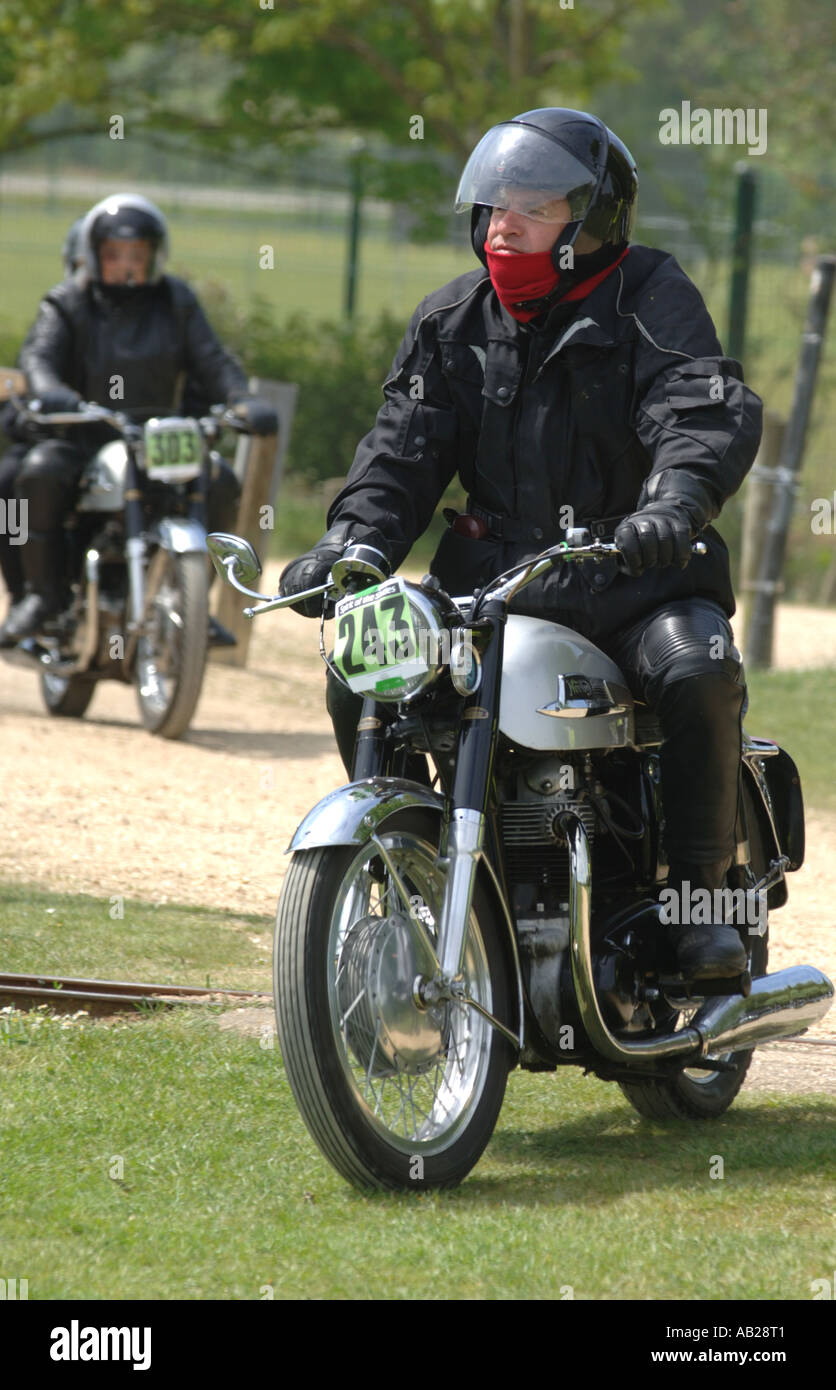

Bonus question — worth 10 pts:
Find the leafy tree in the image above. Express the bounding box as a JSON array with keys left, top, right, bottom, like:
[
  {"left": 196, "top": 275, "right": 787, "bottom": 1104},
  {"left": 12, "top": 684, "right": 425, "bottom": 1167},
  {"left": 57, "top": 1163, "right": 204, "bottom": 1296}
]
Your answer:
[{"left": 0, "top": 0, "right": 660, "bottom": 158}]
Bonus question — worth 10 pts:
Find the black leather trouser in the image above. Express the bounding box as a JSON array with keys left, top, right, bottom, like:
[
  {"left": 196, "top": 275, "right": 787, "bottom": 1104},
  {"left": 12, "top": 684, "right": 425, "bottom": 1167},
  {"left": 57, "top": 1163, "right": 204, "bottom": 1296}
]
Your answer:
[
  {"left": 0, "top": 444, "right": 28, "bottom": 602},
  {"left": 327, "top": 596, "right": 746, "bottom": 870},
  {"left": 598, "top": 598, "right": 746, "bottom": 867}
]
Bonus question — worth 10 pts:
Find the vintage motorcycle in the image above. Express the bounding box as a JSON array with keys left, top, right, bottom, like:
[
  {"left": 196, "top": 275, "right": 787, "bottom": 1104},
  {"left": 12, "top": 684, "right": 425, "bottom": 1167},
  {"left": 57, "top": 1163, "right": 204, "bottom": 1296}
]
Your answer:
[
  {"left": 4, "top": 399, "right": 250, "bottom": 739},
  {"left": 209, "top": 528, "right": 833, "bottom": 1191}
]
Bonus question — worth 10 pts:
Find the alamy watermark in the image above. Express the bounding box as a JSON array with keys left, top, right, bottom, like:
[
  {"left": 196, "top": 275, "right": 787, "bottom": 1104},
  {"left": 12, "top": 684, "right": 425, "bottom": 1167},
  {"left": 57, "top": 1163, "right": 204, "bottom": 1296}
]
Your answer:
[
  {"left": 0, "top": 499, "right": 27, "bottom": 545},
  {"left": 353, "top": 623, "right": 476, "bottom": 676},
  {"left": 659, "top": 882, "right": 767, "bottom": 934},
  {"left": 811, "top": 494, "right": 836, "bottom": 534},
  {"left": 659, "top": 102, "right": 767, "bottom": 157},
  {"left": 50, "top": 1321, "right": 151, "bottom": 1370}
]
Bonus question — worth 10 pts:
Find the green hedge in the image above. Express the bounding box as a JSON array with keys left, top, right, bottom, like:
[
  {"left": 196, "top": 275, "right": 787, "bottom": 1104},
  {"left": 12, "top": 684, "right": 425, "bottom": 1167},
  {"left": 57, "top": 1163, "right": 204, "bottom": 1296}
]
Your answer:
[{"left": 195, "top": 283, "right": 405, "bottom": 484}]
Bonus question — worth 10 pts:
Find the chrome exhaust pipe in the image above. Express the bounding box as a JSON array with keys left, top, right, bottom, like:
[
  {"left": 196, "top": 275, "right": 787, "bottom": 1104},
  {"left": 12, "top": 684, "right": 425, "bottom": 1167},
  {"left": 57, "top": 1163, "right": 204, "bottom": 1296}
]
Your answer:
[
  {"left": 562, "top": 814, "right": 834, "bottom": 1065},
  {"left": 691, "top": 965, "right": 833, "bottom": 1055}
]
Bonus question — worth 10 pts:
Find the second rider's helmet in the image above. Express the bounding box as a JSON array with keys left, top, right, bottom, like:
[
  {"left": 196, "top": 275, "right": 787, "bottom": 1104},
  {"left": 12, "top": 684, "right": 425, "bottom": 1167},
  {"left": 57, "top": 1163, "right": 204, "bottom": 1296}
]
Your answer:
[
  {"left": 455, "top": 108, "right": 638, "bottom": 271},
  {"left": 79, "top": 193, "right": 169, "bottom": 285},
  {"left": 62, "top": 218, "right": 85, "bottom": 279}
]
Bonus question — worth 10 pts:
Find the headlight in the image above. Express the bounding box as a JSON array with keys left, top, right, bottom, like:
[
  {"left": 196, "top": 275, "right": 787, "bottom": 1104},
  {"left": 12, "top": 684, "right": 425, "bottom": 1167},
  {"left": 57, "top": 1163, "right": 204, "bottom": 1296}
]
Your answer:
[{"left": 332, "top": 578, "right": 450, "bottom": 703}]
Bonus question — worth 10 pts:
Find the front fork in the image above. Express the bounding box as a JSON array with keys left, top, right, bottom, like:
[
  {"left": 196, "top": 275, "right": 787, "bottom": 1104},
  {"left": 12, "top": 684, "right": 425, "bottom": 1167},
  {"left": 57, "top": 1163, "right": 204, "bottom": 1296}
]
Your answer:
[
  {"left": 123, "top": 449, "right": 148, "bottom": 629},
  {"left": 122, "top": 447, "right": 210, "bottom": 666},
  {"left": 436, "top": 603, "right": 505, "bottom": 982},
  {"left": 358, "top": 605, "right": 503, "bottom": 995}
]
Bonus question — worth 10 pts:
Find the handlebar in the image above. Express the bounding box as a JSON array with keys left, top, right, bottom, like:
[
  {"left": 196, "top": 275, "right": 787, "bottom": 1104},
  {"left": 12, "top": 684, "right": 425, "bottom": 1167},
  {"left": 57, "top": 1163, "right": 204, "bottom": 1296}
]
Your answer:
[
  {"left": 208, "top": 530, "right": 709, "bottom": 626},
  {"left": 13, "top": 398, "right": 252, "bottom": 441},
  {"left": 480, "top": 533, "right": 707, "bottom": 609}
]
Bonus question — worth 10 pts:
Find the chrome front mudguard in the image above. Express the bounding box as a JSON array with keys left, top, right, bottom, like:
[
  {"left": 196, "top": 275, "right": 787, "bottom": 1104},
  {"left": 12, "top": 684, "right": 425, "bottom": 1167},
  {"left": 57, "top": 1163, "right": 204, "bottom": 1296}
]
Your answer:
[
  {"left": 150, "top": 518, "right": 208, "bottom": 555},
  {"left": 288, "top": 777, "right": 524, "bottom": 1049}
]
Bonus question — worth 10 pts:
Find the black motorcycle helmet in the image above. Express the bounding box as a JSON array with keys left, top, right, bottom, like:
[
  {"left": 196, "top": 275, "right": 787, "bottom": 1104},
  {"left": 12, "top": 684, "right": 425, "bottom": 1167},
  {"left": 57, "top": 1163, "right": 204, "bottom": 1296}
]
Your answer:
[
  {"left": 79, "top": 193, "right": 169, "bottom": 285},
  {"left": 61, "top": 217, "right": 85, "bottom": 279},
  {"left": 456, "top": 108, "right": 638, "bottom": 276}
]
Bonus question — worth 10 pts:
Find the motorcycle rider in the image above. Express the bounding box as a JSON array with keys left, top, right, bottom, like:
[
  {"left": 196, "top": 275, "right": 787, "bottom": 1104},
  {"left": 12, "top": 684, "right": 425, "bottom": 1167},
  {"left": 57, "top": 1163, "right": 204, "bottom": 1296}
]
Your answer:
[
  {"left": 279, "top": 109, "right": 763, "bottom": 984},
  {"left": 0, "top": 217, "right": 86, "bottom": 612},
  {"left": 0, "top": 192, "right": 276, "bottom": 647}
]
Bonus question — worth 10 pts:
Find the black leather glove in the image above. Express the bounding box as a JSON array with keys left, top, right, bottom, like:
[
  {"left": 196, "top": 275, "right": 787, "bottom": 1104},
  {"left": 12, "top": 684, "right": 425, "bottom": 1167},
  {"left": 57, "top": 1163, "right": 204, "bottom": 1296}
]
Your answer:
[
  {"left": 615, "top": 471, "right": 718, "bottom": 578},
  {"left": 615, "top": 503, "right": 694, "bottom": 576},
  {"left": 280, "top": 522, "right": 390, "bottom": 619},
  {"left": 231, "top": 397, "right": 278, "bottom": 436},
  {"left": 32, "top": 386, "right": 82, "bottom": 414}
]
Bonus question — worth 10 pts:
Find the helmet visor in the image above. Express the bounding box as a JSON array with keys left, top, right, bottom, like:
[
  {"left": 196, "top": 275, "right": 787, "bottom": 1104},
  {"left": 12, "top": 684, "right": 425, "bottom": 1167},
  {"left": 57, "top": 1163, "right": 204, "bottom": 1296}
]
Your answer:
[
  {"left": 455, "top": 123, "right": 597, "bottom": 223},
  {"left": 91, "top": 207, "right": 162, "bottom": 246}
]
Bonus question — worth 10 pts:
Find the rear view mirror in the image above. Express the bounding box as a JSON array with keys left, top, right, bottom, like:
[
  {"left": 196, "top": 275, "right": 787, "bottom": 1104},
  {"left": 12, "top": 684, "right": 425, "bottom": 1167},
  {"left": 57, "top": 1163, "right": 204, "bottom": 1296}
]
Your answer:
[{"left": 207, "top": 533, "right": 270, "bottom": 598}]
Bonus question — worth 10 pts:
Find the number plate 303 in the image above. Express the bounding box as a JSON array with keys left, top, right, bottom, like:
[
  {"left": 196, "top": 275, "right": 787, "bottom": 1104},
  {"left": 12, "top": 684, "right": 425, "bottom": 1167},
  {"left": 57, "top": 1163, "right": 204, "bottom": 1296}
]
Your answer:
[{"left": 143, "top": 417, "right": 203, "bottom": 483}]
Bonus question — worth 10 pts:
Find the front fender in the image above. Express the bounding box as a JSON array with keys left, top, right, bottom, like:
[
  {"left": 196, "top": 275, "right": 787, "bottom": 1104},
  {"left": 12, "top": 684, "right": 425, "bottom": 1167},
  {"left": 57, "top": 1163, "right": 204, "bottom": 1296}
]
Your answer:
[
  {"left": 151, "top": 518, "right": 207, "bottom": 555},
  {"left": 288, "top": 776, "right": 524, "bottom": 1049},
  {"left": 288, "top": 777, "right": 444, "bottom": 852}
]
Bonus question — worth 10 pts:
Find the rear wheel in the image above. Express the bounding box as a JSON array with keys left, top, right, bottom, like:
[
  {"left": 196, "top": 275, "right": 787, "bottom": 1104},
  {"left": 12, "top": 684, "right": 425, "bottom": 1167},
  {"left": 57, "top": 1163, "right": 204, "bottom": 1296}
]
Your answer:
[
  {"left": 619, "top": 781, "right": 769, "bottom": 1120},
  {"left": 274, "top": 810, "right": 514, "bottom": 1191},
  {"left": 134, "top": 550, "right": 208, "bottom": 739}
]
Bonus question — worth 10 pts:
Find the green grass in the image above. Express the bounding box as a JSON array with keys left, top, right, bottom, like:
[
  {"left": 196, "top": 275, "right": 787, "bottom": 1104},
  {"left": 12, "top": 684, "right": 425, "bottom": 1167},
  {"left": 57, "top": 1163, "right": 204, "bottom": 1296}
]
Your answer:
[
  {"left": 0, "top": 196, "right": 476, "bottom": 338},
  {"left": 744, "top": 666, "right": 836, "bottom": 813},
  {"left": 0, "top": 883, "right": 271, "bottom": 993},
  {"left": 1, "top": 191, "right": 833, "bottom": 425},
  {"left": 0, "top": 1005, "right": 833, "bottom": 1300}
]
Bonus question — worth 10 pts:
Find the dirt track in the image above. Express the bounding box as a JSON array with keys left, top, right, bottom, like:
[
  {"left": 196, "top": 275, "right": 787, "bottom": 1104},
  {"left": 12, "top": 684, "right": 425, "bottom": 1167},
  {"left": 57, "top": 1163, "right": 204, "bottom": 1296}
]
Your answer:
[{"left": 1, "top": 575, "right": 834, "bottom": 1079}]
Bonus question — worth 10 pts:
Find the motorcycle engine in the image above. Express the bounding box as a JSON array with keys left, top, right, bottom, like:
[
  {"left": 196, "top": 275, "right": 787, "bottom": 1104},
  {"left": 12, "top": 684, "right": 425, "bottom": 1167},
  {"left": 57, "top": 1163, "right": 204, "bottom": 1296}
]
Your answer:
[
  {"left": 499, "top": 752, "right": 651, "bottom": 1063},
  {"left": 499, "top": 755, "right": 595, "bottom": 914}
]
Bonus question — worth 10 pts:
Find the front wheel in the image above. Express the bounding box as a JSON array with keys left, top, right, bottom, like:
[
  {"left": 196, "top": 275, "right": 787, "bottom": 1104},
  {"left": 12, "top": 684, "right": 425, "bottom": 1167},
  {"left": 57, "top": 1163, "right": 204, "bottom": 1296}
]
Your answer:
[
  {"left": 274, "top": 810, "right": 514, "bottom": 1191},
  {"left": 41, "top": 670, "right": 96, "bottom": 720},
  {"left": 134, "top": 550, "right": 209, "bottom": 739}
]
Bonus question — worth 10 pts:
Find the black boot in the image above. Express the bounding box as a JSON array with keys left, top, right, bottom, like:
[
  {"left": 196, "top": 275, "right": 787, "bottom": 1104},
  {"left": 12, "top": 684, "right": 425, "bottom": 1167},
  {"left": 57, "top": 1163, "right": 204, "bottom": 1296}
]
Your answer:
[
  {"left": 0, "top": 557, "right": 24, "bottom": 614},
  {"left": 208, "top": 615, "right": 237, "bottom": 648},
  {"left": 664, "top": 858, "right": 748, "bottom": 980},
  {"left": 0, "top": 530, "right": 66, "bottom": 647}
]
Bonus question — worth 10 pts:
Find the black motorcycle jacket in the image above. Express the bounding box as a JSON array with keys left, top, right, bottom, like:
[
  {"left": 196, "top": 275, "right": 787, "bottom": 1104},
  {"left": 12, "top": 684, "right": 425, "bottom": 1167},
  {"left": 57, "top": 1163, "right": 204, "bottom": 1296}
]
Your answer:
[
  {"left": 18, "top": 275, "right": 248, "bottom": 419},
  {"left": 326, "top": 245, "right": 763, "bottom": 638}
]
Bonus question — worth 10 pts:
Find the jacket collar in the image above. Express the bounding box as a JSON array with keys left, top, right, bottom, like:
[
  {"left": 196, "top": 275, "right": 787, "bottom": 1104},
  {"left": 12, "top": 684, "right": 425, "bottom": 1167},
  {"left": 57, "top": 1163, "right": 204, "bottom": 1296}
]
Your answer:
[{"left": 484, "top": 244, "right": 674, "bottom": 356}]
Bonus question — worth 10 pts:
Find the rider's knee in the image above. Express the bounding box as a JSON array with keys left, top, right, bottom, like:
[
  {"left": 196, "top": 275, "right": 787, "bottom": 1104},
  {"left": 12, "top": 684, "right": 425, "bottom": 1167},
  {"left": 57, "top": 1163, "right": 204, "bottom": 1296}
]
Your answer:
[{"left": 636, "top": 600, "right": 744, "bottom": 708}]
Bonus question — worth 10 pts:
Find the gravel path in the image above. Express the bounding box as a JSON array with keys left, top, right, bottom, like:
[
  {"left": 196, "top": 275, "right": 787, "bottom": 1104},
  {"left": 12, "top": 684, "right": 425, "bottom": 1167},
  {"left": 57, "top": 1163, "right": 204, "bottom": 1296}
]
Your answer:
[{"left": 1, "top": 577, "right": 834, "bottom": 1083}]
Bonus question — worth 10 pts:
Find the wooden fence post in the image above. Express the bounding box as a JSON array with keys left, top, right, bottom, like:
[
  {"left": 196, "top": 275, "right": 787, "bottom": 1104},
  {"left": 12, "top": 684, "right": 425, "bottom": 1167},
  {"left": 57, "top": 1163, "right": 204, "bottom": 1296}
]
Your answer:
[
  {"left": 210, "top": 377, "right": 298, "bottom": 667},
  {"left": 740, "top": 411, "right": 786, "bottom": 666}
]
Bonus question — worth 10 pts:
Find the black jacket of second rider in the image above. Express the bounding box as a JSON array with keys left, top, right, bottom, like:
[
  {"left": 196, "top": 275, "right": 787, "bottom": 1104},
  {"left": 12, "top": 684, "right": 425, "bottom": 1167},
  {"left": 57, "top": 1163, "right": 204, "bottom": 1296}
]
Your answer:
[
  {"left": 19, "top": 275, "right": 247, "bottom": 422},
  {"left": 326, "top": 244, "right": 763, "bottom": 639}
]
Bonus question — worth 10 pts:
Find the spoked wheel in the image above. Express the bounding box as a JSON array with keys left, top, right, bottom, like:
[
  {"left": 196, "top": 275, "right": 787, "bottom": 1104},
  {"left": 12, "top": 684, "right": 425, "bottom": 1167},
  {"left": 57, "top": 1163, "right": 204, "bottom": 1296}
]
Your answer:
[
  {"left": 274, "top": 810, "right": 514, "bottom": 1191},
  {"left": 619, "top": 782, "right": 769, "bottom": 1120},
  {"left": 40, "top": 669, "right": 96, "bottom": 719},
  {"left": 134, "top": 550, "right": 208, "bottom": 739}
]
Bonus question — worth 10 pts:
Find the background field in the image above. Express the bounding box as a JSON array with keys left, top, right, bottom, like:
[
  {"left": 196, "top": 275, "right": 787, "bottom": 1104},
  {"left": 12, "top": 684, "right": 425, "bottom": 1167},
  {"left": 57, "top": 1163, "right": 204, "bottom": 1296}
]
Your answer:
[{"left": 2, "top": 191, "right": 833, "bottom": 602}]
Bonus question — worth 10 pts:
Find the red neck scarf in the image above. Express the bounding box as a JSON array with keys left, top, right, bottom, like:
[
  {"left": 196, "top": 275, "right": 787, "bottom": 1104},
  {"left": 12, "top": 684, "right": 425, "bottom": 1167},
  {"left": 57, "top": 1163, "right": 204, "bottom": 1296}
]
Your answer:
[{"left": 485, "top": 242, "right": 630, "bottom": 321}]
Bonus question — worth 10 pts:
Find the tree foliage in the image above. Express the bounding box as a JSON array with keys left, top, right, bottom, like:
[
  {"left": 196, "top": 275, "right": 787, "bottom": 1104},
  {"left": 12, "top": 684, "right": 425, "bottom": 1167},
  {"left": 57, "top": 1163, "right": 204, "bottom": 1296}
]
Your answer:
[{"left": 0, "top": 0, "right": 658, "bottom": 157}]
